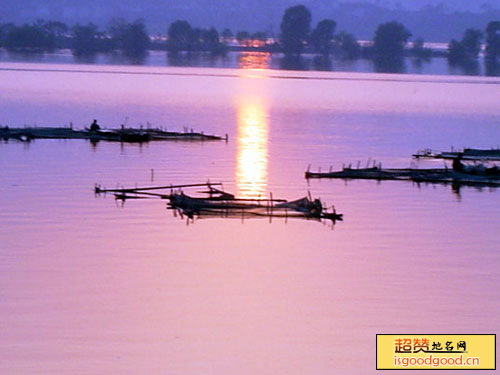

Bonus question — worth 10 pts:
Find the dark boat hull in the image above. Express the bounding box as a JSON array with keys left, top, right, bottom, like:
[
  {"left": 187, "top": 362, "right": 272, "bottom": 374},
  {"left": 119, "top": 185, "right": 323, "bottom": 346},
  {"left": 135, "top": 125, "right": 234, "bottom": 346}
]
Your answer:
[{"left": 305, "top": 167, "right": 500, "bottom": 187}]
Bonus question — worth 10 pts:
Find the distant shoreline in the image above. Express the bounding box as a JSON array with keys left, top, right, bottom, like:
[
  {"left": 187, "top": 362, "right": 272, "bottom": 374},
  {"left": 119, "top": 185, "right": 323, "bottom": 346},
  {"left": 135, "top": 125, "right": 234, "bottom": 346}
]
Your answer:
[{"left": 1, "top": 48, "right": 497, "bottom": 77}]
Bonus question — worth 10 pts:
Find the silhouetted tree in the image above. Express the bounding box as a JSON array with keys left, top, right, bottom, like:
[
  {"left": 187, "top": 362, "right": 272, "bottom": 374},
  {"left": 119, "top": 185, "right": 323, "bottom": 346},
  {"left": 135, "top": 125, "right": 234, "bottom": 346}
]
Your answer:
[
  {"left": 310, "top": 19, "right": 336, "bottom": 56},
  {"left": 71, "top": 23, "right": 101, "bottom": 56},
  {"left": 167, "top": 20, "right": 193, "bottom": 53},
  {"left": 334, "top": 31, "right": 360, "bottom": 59},
  {"left": 200, "top": 27, "right": 226, "bottom": 54},
  {"left": 0, "top": 23, "right": 13, "bottom": 47},
  {"left": 45, "top": 21, "right": 68, "bottom": 38},
  {"left": 448, "top": 28, "right": 483, "bottom": 62},
  {"left": 44, "top": 21, "right": 68, "bottom": 49},
  {"left": 110, "top": 19, "right": 150, "bottom": 58},
  {"left": 411, "top": 37, "right": 432, "bottom": 59},
  {"left": 108, "top": 18, "right": 127, "bottom": 49},
  {"left": 251, "top": 32, "right": 268, "bottom": 42},
  {"left": 221, "top": 28, "right": 233, "bottom": 43},
  {"left": 373, "top": 21, "right": 411, "bottom": 58},
  {"left": 280, "top": 5, "right": 311, "bottom": 56},
  {"left": 1, "top": 24, "right": 13, "bottom": 48},
  {"left": 371, "top": 21, "right": 411, "bottom": 73},
  {"left": 191, "top": 28, "right": 202, "bottom": 49},
  {"left": 461, "top": 29, "right": 483, "bottom": 58},
  {"left": 484, "top": 19, "right": 500, "bottom": 75},
  {"left": 201, "top": 28, "right": 218, "bottom": 48},
  {"left": 448, "top": 40, "right": 464, "bottom": 61},
  {"left": 485, "top": 21, "right": 500, "bottom": 62},
  {"left": 4, "top": 21, "right": 55, "bottom": 51},
  {"left": 167, "top": 21, "right": 225, "bottom": 54},
  {"left": 236, "top": 31, "right": 250, "bottom": 46}
]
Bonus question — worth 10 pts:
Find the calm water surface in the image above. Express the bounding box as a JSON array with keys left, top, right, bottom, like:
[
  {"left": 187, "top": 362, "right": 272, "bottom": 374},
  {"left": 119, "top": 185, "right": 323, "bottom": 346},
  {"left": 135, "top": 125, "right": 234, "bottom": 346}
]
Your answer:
[
  {"left": 0, "top": 63, "right": 499, "bottom": 374},
  {"left": 1, "top": 49, "right": 496, "bottom": 76}
]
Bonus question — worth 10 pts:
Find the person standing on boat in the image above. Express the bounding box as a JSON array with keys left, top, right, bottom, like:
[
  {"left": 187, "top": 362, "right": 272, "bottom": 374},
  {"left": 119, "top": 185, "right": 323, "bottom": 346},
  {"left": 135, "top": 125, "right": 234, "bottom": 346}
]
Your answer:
[
  {"left": 452, "top": 152, "right": 464, "bottom": 172},
  {"left": 90, "top": 119, "right": 100, "bottom": 132}
]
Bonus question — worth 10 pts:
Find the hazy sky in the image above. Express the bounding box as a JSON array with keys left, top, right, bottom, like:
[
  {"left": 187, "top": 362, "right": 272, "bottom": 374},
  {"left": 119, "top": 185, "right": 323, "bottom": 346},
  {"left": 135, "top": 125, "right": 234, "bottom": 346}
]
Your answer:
[{"left": 1, "top": 0, "right": 499, "bottom": 41}]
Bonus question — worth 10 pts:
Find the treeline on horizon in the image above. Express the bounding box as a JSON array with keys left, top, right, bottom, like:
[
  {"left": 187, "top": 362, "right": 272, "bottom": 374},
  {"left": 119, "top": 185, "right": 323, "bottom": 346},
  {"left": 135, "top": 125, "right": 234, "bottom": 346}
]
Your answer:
[
  {"left": 0, "top": 5, "right": 499, "bottom": 69},
  {"left": 0, "top": 19, "right": 150, "bottom": 59}
]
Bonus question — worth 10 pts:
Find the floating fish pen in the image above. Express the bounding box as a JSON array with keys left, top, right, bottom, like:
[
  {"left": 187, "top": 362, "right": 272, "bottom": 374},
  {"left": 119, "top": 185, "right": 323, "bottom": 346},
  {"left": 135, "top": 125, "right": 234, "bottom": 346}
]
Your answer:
[
  {"left": 95, "top": 182, "right": 343, "bottom": 224},
  {"left": 413, "top": 148, "right": 500, "bottom": 161},
  {"left": 0, "top": 126, "right": 228, "bottom": 143},
  {"left": 305, "top": 165, "right": 500, "bottom": 187}
]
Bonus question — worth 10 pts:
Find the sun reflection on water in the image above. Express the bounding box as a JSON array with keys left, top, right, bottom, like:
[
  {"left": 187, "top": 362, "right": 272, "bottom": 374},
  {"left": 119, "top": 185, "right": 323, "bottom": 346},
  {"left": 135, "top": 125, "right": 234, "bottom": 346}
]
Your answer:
[
  {"left": 236, "top": 96, "right": 269, "bottom": 199},
  {"left": 238, "top": 52, "right": 270, "bottom": 70}
]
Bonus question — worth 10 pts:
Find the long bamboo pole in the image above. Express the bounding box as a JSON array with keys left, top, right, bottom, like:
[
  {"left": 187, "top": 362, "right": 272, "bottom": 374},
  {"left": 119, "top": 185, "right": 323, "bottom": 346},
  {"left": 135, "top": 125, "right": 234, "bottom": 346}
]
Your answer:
[{"left": 96, "top": 182, "right": 222, "bottom": 193}]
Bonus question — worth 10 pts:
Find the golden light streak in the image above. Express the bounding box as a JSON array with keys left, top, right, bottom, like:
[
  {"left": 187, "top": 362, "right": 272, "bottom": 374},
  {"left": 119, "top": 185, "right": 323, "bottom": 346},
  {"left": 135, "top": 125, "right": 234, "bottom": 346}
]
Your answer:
[{"left": 236, "top": 96, "right": 269, "bottom": 199}]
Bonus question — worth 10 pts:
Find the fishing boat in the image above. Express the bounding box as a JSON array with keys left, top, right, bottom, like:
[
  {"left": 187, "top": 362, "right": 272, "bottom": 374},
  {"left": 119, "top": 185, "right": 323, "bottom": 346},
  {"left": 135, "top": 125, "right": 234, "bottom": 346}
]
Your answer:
[
  {"left": 305, "top": 165, "right": 500, "bottom": 187},
  {"left": 413, "top": 148, "right": 500, "bottom": 161},
  {"left": 1, "top": 125, "right": 227, "bottom": 143},
  {"left": 95, "top": 182, "right": 343, "bottom": 223}
]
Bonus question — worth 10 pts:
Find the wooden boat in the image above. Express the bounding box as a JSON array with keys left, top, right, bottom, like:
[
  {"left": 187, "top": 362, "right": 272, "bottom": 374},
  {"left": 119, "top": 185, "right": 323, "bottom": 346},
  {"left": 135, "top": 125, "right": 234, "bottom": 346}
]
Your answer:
[
  {"left": 95, "top": 182, "right": 343, "bottom": 222},
  {"left": 169, "top": 193, "right": 343, "bottom": 222},
  {"left": 413, "top": 148, "right": 500, "bottom": 161},
  {"left": 305, "top": 166, "right": 500, "bottom": 187},
  {"left": 1, "top": 125, "right": 227, "bottom": 143}
]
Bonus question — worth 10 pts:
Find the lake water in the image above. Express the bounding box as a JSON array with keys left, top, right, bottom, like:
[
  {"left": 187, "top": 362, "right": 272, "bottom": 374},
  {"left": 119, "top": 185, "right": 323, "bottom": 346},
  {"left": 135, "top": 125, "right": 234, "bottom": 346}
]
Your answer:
[
  {"left": 0, "top": 62, "right": 499, "bottom": 374},
  {"left": 1, "top": 49, "right": 497, "bottom": 77}
]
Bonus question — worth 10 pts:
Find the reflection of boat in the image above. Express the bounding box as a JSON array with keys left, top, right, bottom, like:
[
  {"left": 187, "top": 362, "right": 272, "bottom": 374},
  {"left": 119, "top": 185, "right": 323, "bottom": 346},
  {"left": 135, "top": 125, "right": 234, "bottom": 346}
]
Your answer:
[
  {"left": 413, "top": 148, "right": 500, "bottom": 161},
  {"left": 305, "top": 166, "right": 500, "bottom": 187},
  {"left": 95, "top": 182, "right": 343, "bottom": 223}
]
